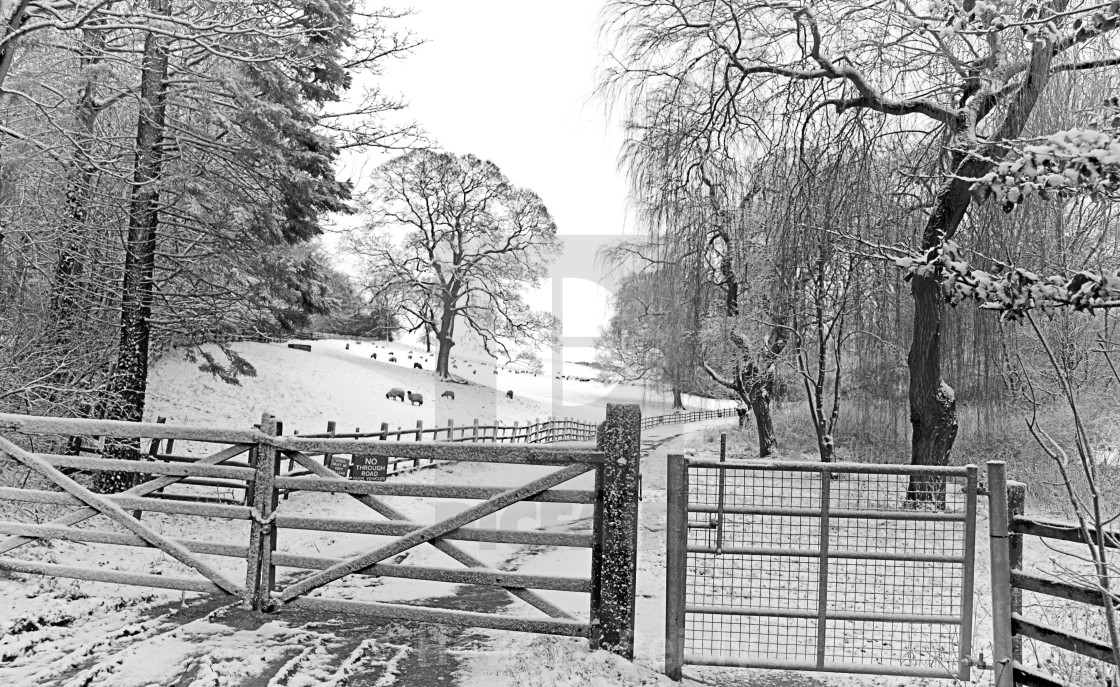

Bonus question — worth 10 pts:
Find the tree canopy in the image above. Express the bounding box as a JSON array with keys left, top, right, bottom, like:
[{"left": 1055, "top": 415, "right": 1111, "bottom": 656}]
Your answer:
[{"left": 347, "top": 150, "right": 562, "bottom": 379}]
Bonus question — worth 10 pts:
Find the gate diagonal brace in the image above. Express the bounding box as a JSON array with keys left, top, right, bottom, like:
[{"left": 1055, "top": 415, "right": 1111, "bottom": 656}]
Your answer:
[
  {"left": 279, "top": 450, "right": 588, "bottom": 616},
  {"left": 0, "top": 435, "right": 243, "bottom": 596},
  {"left": 0, "top": 442, "right": 253, "bottom": 556}
]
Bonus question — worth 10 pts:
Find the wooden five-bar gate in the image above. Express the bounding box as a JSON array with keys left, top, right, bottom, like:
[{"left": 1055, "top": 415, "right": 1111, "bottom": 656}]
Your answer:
[{"left": 0, "top": 404, "right": 642, "bottom": 657}]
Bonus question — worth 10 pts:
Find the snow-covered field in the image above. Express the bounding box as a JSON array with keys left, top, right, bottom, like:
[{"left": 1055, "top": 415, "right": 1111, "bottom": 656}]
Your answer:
[
  {"left": 0, "top": 337, "right": 732, "bottom": 686},
  {"left": 144, "top": 336, "right": 731, "bottom": 434}
]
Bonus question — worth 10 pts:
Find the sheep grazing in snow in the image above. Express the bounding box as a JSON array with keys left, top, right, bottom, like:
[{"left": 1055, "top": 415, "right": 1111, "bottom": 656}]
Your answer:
[
  {"left": 506, "top": 390, "right": 514, "bottom": 399},
  {"left": 386, "top": 388, "right": 405, "bottom": 402},
  {"left": 389, "top": 356, "right": 397, "bottom": 363},
  {"left": 414, "top": 362, "right": 423, "bottom": 369},
  {"left": 371, "top": 353, "right": 377, "bottom": 359},
  {"left": 345, "top": 343, "right": 349, "bottom": 350},
  {"left": 407, "top": 391, "right": 424, "bottom": 406},
  {"left": 441, "top": 390, "right": 455, "bottom": 400}
]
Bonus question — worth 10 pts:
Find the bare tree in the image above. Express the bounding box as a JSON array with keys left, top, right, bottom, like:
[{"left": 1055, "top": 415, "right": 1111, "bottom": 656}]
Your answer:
[
  {"left": 348, "top": 150, "right": 561, "bottom": 379},
  {"left": 596, "top": 256, "right": 705, "bottom": 410},
  {"left": 602, "top": 0, "right": 1120, "bottom": 485}
]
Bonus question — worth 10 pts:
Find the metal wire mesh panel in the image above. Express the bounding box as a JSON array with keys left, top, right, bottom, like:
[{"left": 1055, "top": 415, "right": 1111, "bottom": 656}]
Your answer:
[{"left": 673, "top": 459, "right": 977, "bottom": 679}]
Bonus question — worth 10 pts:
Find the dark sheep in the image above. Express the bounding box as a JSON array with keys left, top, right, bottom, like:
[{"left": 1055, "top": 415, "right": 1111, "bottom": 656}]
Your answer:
[
  {"left": 386, "top": 388, "right": 405, "bottom": 402},
  {"left": 345, "top": 343, "right": 349, "bottom": 350},
  {"left": 506, "top": 389, "right": 514, "bottom": 399},
  {"left": 371, "top": 353, "right": 377, "bottom": 359},
  {"left": 414, "top": 362, "right": 423, "bottom": 369},
  {"left": 407, "top": 391, "right": 424, "bottom": 406},
  {"left": 441, "top": 390, "right": 455, "bottom": 400},
  {"left": 389, "top": 356, "right": 397, "bottom": 363}
]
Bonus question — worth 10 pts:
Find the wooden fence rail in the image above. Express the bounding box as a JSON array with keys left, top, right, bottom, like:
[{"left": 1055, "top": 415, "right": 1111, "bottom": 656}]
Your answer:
[
  {"left": 988, "top": 461, "right": 1119, "bottom": 687},
  {"left": 640, "top": 407, "right": 737, "bottom": 430},
  {"left": 0, "top": 404, "right": 643, "bottom": 658}
]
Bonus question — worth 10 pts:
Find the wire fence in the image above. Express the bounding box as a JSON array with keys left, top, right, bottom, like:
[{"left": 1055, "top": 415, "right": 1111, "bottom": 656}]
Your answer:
[{"left": 667, "top": 457, "right": 978, "bottom": 680}]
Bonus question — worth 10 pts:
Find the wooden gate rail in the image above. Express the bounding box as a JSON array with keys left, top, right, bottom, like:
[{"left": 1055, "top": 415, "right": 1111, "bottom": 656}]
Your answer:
[
  {"left": 283, "top": 596, "right": 589, "bottom": 636},
  {"left": 270, "top": 476, "right": 595, "bottom": 502},
  {"left": 988, "top": 461, "right": 1119, "bottom": 687},
  {"left": 0, "top": 520, "right": 586, "bottom": 592},
  {"left": 0, "top": 487, "right": 252, "bottom": 519},
  {"left": 0, "top": 435, "right": 245, "bottom": 597},
  {"left": 0, "top": 413, "right": 265, "bottom": 444},
  {"left": 270, "top": 513, "right": 593, "bottom": 547}
]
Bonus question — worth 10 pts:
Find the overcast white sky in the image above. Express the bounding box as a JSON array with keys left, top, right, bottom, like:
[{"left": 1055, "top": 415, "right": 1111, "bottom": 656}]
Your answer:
[{"left": 336, "top": 1, "right": 632, "bottom": 352}]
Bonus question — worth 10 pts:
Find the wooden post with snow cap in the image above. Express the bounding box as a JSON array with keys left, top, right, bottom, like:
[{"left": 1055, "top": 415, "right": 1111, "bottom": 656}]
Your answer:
[
  {"left": 245, "top": 413, "right": 279, "bottom": 611},
  {"left": 590, "top": 403, "right": 641, "bottom": 659}
]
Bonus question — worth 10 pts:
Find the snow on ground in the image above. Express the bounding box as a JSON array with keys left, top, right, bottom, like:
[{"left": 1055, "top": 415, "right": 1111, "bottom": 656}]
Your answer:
[
  {"left": 9, "top": 336, "right": 1088, "bottom": 687},
  {"left": 0, "top": 337, "right": 735, "bottom": 686},
  {"left": 145, "top": 336, "right": 730, "bottom": 434}
]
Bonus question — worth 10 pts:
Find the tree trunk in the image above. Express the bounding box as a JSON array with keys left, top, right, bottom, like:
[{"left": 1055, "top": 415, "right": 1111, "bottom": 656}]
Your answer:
[
  {"left": 435, "top": 335, "right": 453, "bottom": 378},
  {"left": 52, "top": 22, "right": 104, "bottom": 325},
  {"left": 905, "top": 167, "right": 973, "bottom": 502},
  {"left": 905, "top": 39, "right": 1054, "bottom": 500},
  {"left": 906, "top": 274, "right": 956, "bottom": 503},
  {"left": 747, "top": 378, "right": 777, "bottom": 456},
  {"left": 671, "top": 387, "right": 685, "bottom": 411},
  {"left": 97, "top": 0, "right": 170, "bottom": 493}
]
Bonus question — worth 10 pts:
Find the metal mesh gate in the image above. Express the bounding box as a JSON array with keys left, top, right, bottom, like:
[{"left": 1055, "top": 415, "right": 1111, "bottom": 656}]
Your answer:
[{"left": 665, "top": 457, "right": 978, "bottom": 680}]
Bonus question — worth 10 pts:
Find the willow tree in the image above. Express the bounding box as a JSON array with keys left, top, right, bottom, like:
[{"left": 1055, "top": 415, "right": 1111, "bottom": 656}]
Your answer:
[
  {"left": 603, "top": 0, "right": 1120, "bottom": 477},
  {"left": 596, "top": 264, "right": 705, "bottom": 410}
]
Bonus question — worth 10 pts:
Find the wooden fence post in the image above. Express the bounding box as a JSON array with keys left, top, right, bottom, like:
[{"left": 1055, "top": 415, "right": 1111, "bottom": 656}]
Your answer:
[
  {"left": 1008, "top": 481, "right": 1026, "bottom": 664},
  {"left": 473, "top": 418, "right": 479, "bottom": 442},
  {"left": 590, "top": 403, "right": 641, "bottom": 659},
  {"left": 447, "top": 419, "right": 454, "bottom": 442},
  {"left": 665, "top": 453, "right": 688, "bottom": 680},
  {"left": 988, "top": 461, "right": 1014, "bottom": 687},
  {"left": 379, "top": 422, "right": 388, "bottom": 441},
  {"left": 245, "top": 413, "right": 279, "bottom": 611}
]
